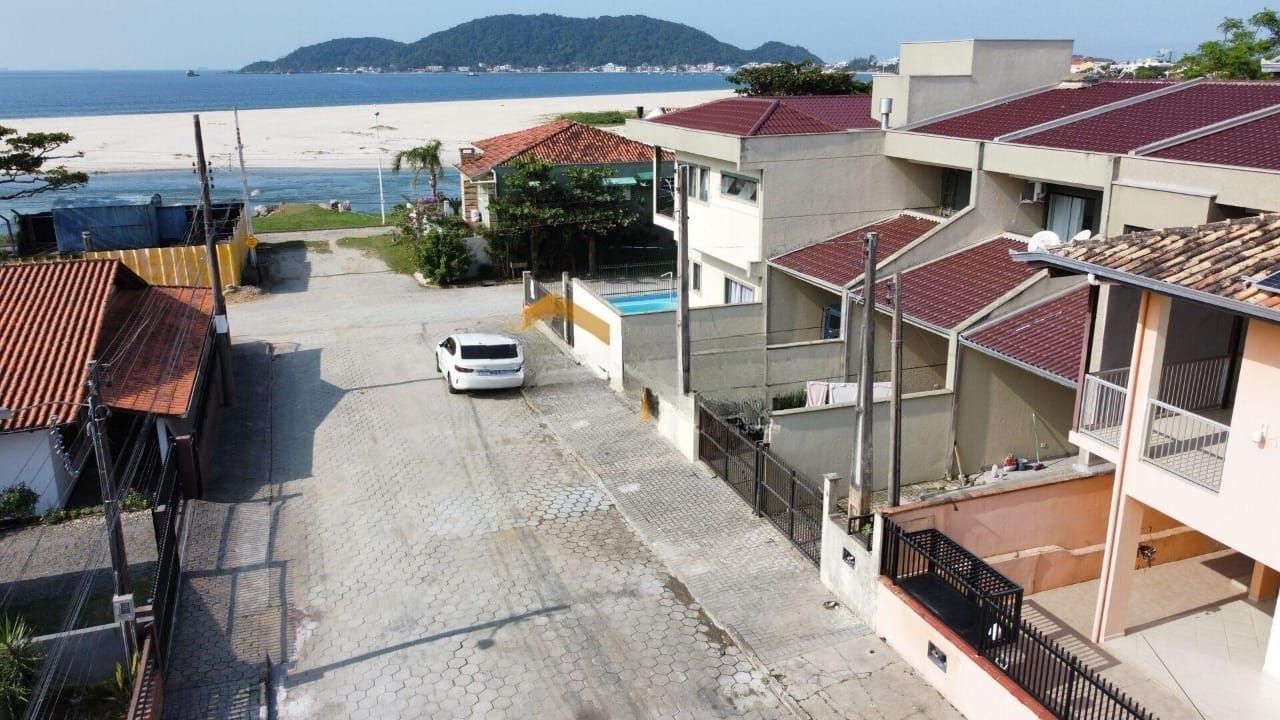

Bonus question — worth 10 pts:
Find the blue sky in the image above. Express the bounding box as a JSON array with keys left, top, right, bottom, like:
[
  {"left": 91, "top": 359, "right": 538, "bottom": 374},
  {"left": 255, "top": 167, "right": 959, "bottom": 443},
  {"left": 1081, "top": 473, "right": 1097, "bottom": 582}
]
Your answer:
[{"left": 3, "top": 0, "right": 1269, "bottom": 70}]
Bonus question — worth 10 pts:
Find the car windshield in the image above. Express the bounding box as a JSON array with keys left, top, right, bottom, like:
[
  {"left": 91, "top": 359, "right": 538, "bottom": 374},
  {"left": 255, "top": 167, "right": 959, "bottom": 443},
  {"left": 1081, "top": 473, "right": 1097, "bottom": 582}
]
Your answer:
[{"left": 460, "top": 343, "right": 518, "bottom": 360}]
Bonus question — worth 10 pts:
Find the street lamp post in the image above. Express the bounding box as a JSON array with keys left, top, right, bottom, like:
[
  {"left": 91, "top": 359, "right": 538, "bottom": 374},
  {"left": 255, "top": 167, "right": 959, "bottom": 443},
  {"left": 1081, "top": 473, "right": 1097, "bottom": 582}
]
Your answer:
[{"left": 374, "top": 109, "right": 387, "bottom": 225}]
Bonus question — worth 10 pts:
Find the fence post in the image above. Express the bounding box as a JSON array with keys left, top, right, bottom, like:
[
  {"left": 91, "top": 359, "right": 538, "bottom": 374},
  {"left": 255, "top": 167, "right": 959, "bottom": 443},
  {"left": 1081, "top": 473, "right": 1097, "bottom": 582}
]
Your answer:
[
  {"left": 522, "top": 270, "right": 533, "bottom": 308},
  {"left": 561, "top": 271, "right": 574, "bottom": 345},
  {"left": 752, "top": 443, "right": 763, "bottom": 517},
  {"left": 787, "top": 469, "right": 797, "bottom": 538}
]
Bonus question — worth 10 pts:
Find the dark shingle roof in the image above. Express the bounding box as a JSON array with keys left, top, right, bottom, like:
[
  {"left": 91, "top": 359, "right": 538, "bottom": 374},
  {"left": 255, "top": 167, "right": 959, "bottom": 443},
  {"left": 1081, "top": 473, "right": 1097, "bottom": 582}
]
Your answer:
[
  {"left": 648, "top": 95, "right": 878, "bottom": 137},
  {"left": 1147, "top": 110, "right": 1280, "bottom": 171},
  {"left": 771, "top": 213, "right": 942, "bottom": 288},
  {"left": 964, "top": 287, "right": 1091, "bottom": 384}
]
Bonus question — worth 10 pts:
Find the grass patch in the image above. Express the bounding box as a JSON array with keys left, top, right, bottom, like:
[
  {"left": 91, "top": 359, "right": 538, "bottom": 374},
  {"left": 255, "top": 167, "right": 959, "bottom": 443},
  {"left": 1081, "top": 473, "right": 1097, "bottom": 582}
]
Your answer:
[
  {"left": 253, "top": 203, "right": 384, "bottom": 233},
  {"left": 335, "top": 234, "right": 417, "bottom": 275},
  {"left": 551, "top": 109, "right": 638, "bottom": 126}
]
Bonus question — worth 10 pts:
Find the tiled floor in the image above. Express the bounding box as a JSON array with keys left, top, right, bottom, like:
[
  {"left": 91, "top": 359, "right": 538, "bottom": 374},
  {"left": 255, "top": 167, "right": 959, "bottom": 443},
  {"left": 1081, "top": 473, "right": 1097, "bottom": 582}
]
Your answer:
[{"left": 1030, "top": 550, "right": 1280, "bottom": 720}]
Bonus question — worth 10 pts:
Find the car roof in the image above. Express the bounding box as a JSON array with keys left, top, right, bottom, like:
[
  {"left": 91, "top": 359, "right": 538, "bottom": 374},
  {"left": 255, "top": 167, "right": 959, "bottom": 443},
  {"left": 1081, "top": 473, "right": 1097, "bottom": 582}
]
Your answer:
[{"left": 452, "top": 333, "right": 519, "bottom": 346}]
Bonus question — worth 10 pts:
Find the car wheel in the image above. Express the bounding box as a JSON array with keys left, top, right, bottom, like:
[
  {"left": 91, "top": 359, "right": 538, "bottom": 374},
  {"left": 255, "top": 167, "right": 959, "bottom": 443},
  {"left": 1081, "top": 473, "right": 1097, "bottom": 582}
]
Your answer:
[
  {"left": 435, "top": 354, "right": 440, "bottom": 373},
  {"left": 447, "top": 373, "right": 459, "bottom": 394}
]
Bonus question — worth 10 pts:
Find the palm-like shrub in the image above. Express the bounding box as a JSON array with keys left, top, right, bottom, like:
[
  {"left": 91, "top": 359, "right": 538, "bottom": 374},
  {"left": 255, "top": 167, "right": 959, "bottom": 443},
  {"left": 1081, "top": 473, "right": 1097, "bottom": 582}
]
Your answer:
[{"left": 0, "top": 615, "right": 42, "bottom": 719}]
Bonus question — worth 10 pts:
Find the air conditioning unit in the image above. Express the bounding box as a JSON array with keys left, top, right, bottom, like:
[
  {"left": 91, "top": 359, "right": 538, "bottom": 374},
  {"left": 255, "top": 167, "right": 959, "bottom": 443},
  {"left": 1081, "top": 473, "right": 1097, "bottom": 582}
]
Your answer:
[
  {"left": 1019, "top": 181, "right": 1046, "bottom": 203},
  {"left": 1021, "top": 181, "right": 1046, "bottom": 203}
]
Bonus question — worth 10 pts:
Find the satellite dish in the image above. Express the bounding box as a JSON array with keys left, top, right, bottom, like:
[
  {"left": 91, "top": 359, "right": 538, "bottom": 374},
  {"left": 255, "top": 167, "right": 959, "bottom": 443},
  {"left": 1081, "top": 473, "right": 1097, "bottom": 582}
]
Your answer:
[
  {"left": 1072, "top": 229, "right": 1093, "bottom": 242},
  {"left": 1028, "top": 230, "right": 1062, "bottom": 252}
]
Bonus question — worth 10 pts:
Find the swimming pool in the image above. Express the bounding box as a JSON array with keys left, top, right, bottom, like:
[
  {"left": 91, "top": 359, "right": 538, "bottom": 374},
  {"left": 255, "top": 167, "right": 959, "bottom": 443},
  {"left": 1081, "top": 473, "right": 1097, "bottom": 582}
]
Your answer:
[{"left": 609, "top": 292, "right": 677, "bottom": 315}]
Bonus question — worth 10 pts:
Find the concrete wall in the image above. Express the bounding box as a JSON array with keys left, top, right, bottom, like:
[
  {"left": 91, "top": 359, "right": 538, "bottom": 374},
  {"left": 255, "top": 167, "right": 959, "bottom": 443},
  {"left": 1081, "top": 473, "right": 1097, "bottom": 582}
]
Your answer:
[
  {"left": 1118, "top": 157, "right": 1280, "bottom": 215},
  {"left": 874, "top": 40, "right": 1073, "bottom": 127},
  {"left": 820, "top": 477, "right": 883, "bottom": 623},
  {"left": 34, "top": 623, "right": 127, "bottom": 685},
  {"left": 765, "top": 340, "right": 845, "bottom": 395},
  {"left": 768, "top": 390, "right": 953, "bottom": 490},
  {"left": 766, "top": 267, "right": 840, "bottom": 344},
  {"left": 570, "top": 280, "right": 625, "bottom": 390},
  {"left": 0, "top": 429, "right": 73, "bottom": 513},
  {"left": 884, "top": 472, "right": 1221, "bottom": 595},
  {"left": 954, "top": 348, "right": 1076, "bottom": 474},
  {"left": 1105, "top": 183, "right": 1214, "bottom": 235},
  {"left": 690, "top": 302, "right": 766, "bottom": 398}
]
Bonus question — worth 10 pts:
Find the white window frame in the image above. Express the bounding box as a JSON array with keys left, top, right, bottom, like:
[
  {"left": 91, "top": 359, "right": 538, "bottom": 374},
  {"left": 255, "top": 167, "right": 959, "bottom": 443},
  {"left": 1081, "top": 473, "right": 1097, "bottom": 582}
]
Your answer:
[
  {"left": 719, "top": 172, "right": 758, "bottom": 204},
  {"left": 691, "top": 262, "right": 702, "bottom": 291},
  {"left": 683, "top": 164, "right": 710, "bottom": 203},
  {"left": 723, "top": 278, "right": 756, "bottom": 304}
]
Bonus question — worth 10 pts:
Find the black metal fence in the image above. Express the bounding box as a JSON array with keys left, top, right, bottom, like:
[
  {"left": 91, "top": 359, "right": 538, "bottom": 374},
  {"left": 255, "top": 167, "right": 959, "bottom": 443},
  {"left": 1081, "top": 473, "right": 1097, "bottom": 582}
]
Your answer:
[
  {"left": 696, "top": 402, "right": 823, "bottom": 565},
  {"left": 528, "top": 276, "right": 568, "bottom": 342},
  {"left": 148, "top": 448, "right": 185, "bottom": 669},
  {"left": 881, "top": 520, "right": 1157, "bottom": 720}
]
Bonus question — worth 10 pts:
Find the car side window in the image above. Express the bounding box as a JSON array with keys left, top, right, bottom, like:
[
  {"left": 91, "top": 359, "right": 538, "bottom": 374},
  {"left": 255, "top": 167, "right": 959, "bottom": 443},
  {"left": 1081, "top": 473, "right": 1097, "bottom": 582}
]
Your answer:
[{"left": 443, "top": 338, "right": 456, "bottom": 354}]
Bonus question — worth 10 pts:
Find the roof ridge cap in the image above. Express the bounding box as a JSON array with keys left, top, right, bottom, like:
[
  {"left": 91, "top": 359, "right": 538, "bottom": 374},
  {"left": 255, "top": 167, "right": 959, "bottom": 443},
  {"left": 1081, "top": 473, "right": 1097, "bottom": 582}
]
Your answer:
[{"left": 746, "top": 98, "right": 782, "bottom": 137}]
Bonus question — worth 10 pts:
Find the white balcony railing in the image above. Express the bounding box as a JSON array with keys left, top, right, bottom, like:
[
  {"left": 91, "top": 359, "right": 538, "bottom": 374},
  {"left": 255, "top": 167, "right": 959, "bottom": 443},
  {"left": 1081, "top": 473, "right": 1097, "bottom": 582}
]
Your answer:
[
  {"left": 1141, "top": 399, "right": 1229, "bottom": 492},
  {"left": 1078, "top": 372, "right": 1128, "bottom": 447}
]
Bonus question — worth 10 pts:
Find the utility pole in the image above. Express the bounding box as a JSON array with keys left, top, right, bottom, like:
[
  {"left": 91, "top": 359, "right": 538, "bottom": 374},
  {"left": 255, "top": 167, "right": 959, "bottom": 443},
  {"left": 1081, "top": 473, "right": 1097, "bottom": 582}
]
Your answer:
[
  {"left": 852, "top": 232, "right": 878, "bottom": 518},
  {"left": 194, "top": 114, "right": 236, "bottom": 406},
  {"left": 86, "top": 362, "right": 136, "bottom": 664},
  {"left": 675, "top": 164, "right": 691, "bottom": 395},
  {"left": 374, "top": 109, "right": 387, "bottom": 225},
  {"left": 888, "top": 272, "right": 903, "bottom": 508},
  {"left": 233, "top": 107, "right": 257, "bottom": 269}
]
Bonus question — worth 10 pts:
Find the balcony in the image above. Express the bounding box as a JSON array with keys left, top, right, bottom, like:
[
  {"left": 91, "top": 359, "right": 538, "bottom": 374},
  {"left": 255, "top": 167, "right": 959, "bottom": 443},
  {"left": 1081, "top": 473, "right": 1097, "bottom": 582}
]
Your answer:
[
  {"left": 1078, "top": 368, "right": 1130, "bottom": 447},
  {"left": 1141, "top": 400, "right": 1229, "bottom": 492}
]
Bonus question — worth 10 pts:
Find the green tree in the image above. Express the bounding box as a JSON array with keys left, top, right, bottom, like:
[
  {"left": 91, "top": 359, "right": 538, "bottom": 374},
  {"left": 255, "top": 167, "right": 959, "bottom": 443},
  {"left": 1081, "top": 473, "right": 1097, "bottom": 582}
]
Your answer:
[
  {"left": 562, "top": 165, "right": 637, "bottom": 273},
  {"left": 391, "top": 140, "right": 445, "bottom": 197},
  {"left": 0, "top": 615, "right": 42, "bottom": 719},
  {"left": 417, "top": 220, "right": 474, "bottom": 284},
  {"left": 484, "top": 156, "right": 566, "bottom": 276},
  {"left": 0, "top": 126, "right": 87, "bottom": 201},
  {"left": 1132, "top": 65, "right": 1166, "bottom": 79},
  {"left": 1175, "top": 9, "right": 1280, "bottom": 79},
  {"left": 726, "top": 60, "right": 870, "bottom": 96}
]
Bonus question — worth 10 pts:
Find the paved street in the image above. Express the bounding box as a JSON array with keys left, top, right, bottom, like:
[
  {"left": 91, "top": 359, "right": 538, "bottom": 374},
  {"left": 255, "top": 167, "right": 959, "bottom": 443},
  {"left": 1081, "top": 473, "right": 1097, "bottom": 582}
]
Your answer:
[{"left": 163, "top": 233, "right": 959, "bottom": 719}]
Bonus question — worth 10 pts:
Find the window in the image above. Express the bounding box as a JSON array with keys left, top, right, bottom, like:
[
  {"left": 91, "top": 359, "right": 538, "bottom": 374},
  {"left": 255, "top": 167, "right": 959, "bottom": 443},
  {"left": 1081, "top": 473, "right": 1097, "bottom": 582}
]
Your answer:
[
  {"left": 1044, "top": 188, "right": 1101, "bottom": 240},
  {"left": 1122, "top": 224, "right": 1151, "bottom": 234},
  {"left": 460, "top": 343, "right": 519, "bottom": 360},
  {"left": 683, "top": 165, "right": 709, "bottom": 202},
  {"left": 691, "top": 262, "right": 702, "bottom": 291},
  {"left": 939, "top": 169, "right": 971, "bottom": 214},
  {"left": 724, "top": 278, "right": 756, "bottom": 304},
  {"left": 720, "top": 173, "right": 758, "bottom": 203}
]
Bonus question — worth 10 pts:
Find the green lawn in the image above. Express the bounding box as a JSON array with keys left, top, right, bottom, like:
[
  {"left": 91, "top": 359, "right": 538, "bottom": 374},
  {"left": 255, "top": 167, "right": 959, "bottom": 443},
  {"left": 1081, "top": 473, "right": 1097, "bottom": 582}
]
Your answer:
[
  {"left": 252, "top": 204, "right": 384, "bottom": 233},
  {"left": 335, "top": 234, "right": 418, "bottom": 275},
  {"left": 551, "top": 109, "right": 639, "bottom": 126}
]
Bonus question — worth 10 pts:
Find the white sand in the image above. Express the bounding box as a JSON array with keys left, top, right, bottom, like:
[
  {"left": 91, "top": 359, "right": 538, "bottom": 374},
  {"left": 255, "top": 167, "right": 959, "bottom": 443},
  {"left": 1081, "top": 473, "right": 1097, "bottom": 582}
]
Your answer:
[{"left": 4, "top": 89, "right": 732, "bottom": 174}]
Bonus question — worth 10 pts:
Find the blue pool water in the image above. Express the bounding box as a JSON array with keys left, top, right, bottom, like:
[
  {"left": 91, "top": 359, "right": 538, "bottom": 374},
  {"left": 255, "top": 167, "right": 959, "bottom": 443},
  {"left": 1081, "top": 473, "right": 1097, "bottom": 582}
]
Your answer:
[{"left": 610, "top": 292, "right": 677, "bottom": 315}]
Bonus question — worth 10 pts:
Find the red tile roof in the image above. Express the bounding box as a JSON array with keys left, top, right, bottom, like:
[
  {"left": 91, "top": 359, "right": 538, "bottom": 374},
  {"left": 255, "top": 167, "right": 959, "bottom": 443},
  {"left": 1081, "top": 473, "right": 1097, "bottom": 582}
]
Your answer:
[
  {"left": 913, "top": 81, "right": 1173, "bottom": 141},
  {"left": 863, "top": 236, "right": 1041, "bottom": 331},
  {"left": 964, "top": 287, "right": 1091, "bottom": 383},
  {"left": 100, "top": 287, "right": 213, "bottom": 417},
  {"left": 771, "top": 213, "right": 942, "bottom": 288},
  {"left": 457, "top": 120, "right": 660, "bottom": 179},
  {"left": 1148, "top": 111, "right": 1280, "bottom": 171},
  {"left": 1013, "top": 82, "right": 1280, "bottom": 154},
  {"left": 649, "top": 95, "right": 878, "bottom": 137},
  {"left": 0, "top": 260, "right": 124, "bottom": 432}
]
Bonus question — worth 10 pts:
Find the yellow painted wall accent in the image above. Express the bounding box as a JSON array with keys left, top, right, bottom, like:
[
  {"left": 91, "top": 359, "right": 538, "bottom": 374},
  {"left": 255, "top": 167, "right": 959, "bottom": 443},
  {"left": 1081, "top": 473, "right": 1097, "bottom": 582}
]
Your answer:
[{"left": 521, "top": 293, "right": 612, "bottom": 345}]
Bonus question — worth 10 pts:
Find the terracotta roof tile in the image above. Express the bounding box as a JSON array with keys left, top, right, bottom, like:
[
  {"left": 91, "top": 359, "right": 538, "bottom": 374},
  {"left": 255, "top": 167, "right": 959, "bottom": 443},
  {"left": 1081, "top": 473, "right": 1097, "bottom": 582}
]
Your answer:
[
  {"left": 1032, "top": 214, "right": 1280, "bottom": 318},
  {"left": 771, "top": 213, "right": 942, "bottom": 288},
  {"left": 913, "top": 81, "right": 1173, "bottom": 141},
  {"left": 457, "top": 120, "right": 660, "bottom": 178},
  {"left": 1148, "top": 111, "right": 1280, "bottom": 171},
  {"left": 964, "top": 287, "right": 1091, "bottom": 383},
  {"left": 649, "top": 95, "right": 877, "bottom": 137},
  {"left": 0, "top": 260, "right": 122, "bottom": 432},
  {"left": 100, "top": 287, "right": 213, "bottom": 417},
  {"left": 1013, "top": 82, "right": 1280, "bottom": 154},
  {"left": 863, "top": 236, "right": 1041, "bottom": 331}
]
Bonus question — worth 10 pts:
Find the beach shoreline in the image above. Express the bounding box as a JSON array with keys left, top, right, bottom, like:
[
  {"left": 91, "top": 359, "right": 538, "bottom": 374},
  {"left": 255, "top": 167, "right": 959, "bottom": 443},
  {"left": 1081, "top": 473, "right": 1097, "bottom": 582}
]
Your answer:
[{"left": 5, "top": 89, "right": 732, "bottom": 173}]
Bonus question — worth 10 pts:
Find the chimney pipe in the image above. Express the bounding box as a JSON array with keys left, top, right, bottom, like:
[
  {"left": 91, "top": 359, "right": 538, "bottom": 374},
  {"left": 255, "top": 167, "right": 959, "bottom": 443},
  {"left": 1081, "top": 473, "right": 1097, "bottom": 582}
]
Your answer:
[
  {"left": 636, "top": 105, "right": 645, "bottom": 119},
  {"left": 879, "top": 97, "right": 894, "bottom": 130}
]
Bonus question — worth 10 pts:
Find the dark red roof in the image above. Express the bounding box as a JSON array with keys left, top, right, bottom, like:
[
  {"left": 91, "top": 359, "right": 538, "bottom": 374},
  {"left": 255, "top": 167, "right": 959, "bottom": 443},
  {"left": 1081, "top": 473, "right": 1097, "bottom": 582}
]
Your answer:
[
  {"left": 913, "top": 81, "right": 1173, "bottom": 141},
  {"left": 100, "top": 286, "right": 213, "bottom": 417},
  {"left": 864, "top": 236, "right": 1040, "bottom": 331},
  {"left": 1014, "top": 82, "right": 1280, "bottom": 154},
  {"left": 964, "top": 287, "right": 1091, "bottom": 383},
  {"left": 771, "top": 213, "right": 942, "bottom": 288},
  {"left": 649, "top": 95, "right": 877, "bottom": 137},
  {"left": 1148, "top": 111, "right": 1280, "bottom": 171},
  {"left": 457, "top": 120, "right": 660, "bottom": 178}
]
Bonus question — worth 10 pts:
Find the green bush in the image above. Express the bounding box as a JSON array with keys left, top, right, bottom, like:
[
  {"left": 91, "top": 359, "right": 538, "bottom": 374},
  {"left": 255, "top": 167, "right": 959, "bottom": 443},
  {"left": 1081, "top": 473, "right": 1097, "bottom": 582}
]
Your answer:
[
  {"left": 0, "top": 485, "right": 38, "bottom": 522},
  {"left": 121, "top": 490, "right": 149, "bottom": 512},
  {"left": 416, "top": 221, "right": 474, "bottom": 285},
  {"left": 770, "top": 389, "right": 808, "bottom": 412},
  {"left": 0, "top": 615, "right": 42, "bottom": 719}
]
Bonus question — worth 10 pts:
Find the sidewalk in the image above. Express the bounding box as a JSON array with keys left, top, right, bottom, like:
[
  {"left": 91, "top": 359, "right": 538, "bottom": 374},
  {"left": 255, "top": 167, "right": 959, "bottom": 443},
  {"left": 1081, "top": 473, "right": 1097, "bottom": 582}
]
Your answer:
[{"left": 521, "top": 331, "right": 962, "bottom": 720}]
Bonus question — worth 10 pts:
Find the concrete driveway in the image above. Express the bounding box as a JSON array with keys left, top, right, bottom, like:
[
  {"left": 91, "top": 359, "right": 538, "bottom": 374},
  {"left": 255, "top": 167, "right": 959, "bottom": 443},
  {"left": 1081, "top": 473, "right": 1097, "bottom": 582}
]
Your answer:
[{"left": 164, "top": 234, "right": 782, "bottom": 718}]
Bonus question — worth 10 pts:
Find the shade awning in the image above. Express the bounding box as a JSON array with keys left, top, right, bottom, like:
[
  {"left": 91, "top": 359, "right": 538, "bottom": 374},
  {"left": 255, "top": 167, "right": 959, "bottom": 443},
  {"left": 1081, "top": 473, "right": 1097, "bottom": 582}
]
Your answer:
[
  {"left": 634, "top": 170, "right": 654, "bottom": 181},
  {"left": 604, "top": 176, "right": 638, "bottom": 186}
]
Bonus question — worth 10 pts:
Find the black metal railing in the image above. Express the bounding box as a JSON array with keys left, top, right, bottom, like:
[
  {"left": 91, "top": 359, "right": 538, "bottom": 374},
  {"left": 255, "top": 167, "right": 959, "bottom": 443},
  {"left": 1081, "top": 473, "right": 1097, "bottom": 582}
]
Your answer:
[
  {"left": 149, "top": 448, "right": 185, "bottom": 669},
  {"left": 881, "top": 520, "right": 1157, "bottom": 720},
  {"left": 697, "top": 401, "right": 823, "bottom": 565}
]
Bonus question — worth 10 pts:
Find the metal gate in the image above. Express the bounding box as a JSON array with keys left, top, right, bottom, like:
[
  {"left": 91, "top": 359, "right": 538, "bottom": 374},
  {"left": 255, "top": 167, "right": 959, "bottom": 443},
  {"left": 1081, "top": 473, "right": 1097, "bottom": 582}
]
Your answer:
[
  {"left": 696, "top": 402, "right": 823, "bottom": 565},
  {"left": 530, "top": 277, "right": 568, "bottom": 342},
  {"left": 149, "top": 448, "right": 185, "bottom": 668}
]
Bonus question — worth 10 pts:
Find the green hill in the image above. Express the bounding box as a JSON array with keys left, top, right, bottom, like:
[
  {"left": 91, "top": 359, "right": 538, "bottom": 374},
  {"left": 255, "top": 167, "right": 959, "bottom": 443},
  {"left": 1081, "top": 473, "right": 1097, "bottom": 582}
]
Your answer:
[{"left": 240, "top": 14, "right": 820, "bottom": 73}]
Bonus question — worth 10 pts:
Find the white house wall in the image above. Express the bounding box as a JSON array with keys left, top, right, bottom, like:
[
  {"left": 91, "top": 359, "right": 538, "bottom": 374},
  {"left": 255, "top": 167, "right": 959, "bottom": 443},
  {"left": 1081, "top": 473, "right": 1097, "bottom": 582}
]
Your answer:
[{"left": 0, "top": 430, "right": 71, "bottom": 513}]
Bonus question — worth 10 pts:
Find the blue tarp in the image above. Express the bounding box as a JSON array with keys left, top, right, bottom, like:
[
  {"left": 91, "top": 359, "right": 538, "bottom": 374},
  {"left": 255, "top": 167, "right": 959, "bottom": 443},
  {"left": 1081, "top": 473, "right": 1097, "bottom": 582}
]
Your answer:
[{"left": 53, "top": 203, "right": 158, "bottom": 252}]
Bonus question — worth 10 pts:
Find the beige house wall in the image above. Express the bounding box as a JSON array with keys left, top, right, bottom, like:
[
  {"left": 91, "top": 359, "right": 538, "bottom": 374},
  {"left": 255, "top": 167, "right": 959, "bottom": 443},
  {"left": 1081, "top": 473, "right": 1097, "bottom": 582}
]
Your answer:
[
  {"left": 883, "top": 132, "right": 980, "bottom": 170},
  {"left": 1104, "top": 183, "right": 1214, "bottom": 235},
  {"left": 1117, "top": 157, "right": 1280, "bottom": 213},
  {"left": 765, "top": 268, "right": 840, "bottom": 344}
]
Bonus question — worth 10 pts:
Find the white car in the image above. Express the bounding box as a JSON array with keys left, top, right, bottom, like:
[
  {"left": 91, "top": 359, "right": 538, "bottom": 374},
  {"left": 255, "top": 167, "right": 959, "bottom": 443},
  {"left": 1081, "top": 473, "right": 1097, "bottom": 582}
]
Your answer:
[{"left": 435, "top": 333, "right": 525, "bottom": 393}]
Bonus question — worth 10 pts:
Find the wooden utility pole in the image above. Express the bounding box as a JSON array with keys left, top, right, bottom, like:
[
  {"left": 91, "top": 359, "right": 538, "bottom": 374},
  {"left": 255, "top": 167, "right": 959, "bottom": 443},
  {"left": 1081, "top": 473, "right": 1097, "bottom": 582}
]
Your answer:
[
  {"left": 233, "top": 108, "right": 257, "bottom": 269},
  {"left": 888, "top": 272, "right": 903, "bottom": 508},
  {"left": 194, "top": 114, "right": 236, "bottom": 405},
  {"left": 852, "top": 232, "right": 878, "bottom": 517},
  {"left": 675, "top": 165, "right": 691, "bottom": 395},
  {"left": 87, "top": 362, "right": 136, "bottom": 664}
]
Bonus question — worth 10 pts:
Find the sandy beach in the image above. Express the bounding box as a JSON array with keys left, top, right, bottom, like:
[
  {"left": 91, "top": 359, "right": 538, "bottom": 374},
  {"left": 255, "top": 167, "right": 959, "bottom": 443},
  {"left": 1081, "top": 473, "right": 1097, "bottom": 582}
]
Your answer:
[{"left": 4, "top": 89, "right": 732, "bottom": 174}]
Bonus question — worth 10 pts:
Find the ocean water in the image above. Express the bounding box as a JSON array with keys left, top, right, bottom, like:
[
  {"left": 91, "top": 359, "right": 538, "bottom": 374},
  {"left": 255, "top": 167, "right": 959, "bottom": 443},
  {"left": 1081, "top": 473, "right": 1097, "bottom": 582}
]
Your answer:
[
  {"left": 0, "top": 70, "right": 729, "bottom": 119},
  {"left": 0, "top": 167, "right": 463, "bottom": 218}
]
